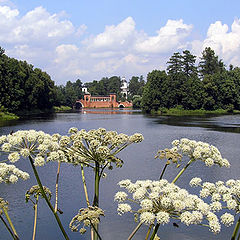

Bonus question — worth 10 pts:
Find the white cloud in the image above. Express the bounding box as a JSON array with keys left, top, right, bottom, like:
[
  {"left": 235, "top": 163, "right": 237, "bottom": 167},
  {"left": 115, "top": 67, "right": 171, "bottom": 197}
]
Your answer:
[
  {"left": 192, "top": 19, "right": 240, "bottom": 66},
  {"left": 135, "top": 19, "right": 193, "bottom": 53},
  {"left": 0, "top": 5, "right": 74, "bottom": 44},
  {"left": 2, "top": 3, "right": 240, "bottom": 85},
  {"left": 84, "top": 17, "right": 136, "bottom": 51},
  {"left": 76, "top": 24, "right": 87, "bottom": 37}
]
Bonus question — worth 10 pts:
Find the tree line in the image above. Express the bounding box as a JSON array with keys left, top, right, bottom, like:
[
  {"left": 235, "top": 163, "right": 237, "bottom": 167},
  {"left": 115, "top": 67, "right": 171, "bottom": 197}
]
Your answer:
[
  {"left": 141, "top": 48, "right": 240, "bottom": 112},
  {"left": 0, "top": 47, "right": 55, "bottom": 113},
  {"left": 1, "top": 45, "right": 240, "bottom": 114}
]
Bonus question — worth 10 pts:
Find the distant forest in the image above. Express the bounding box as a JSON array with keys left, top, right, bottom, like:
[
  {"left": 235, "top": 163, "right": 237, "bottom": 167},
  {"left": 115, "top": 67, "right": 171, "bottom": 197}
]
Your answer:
[
  {"left": 1, "top": 45, "right": 240, "bottom": 113},
  {"left": 141, "top": 48, "right": 240, "bottom": 113}
]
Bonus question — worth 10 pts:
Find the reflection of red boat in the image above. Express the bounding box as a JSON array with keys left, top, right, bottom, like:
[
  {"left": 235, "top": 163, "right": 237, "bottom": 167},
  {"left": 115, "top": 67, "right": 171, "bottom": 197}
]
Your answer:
[{"left": 75, "top": 93, "right": 132, "bottom": 109}]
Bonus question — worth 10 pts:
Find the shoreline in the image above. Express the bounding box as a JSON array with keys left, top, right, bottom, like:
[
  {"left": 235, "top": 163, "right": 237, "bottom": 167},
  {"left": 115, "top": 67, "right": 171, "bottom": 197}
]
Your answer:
[{"left": 151, "top": 108, "right": 240, "bottom": 116}]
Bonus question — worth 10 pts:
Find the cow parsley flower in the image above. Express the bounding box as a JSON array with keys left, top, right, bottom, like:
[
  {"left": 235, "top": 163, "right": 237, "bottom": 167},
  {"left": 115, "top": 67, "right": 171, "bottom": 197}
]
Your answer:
[
  {"left": 114, "top": 192, "right": 128, "bottom": 202},
  {"left": 156, "top": 211, "right": 170, "bottom": 225},
  {"left": 190, "top": 178, "right": 240, "bottom": 230},
  {"left": 69, "top": 206, "right": 104, "bottom": 234},
  {"left": 189, "top": 177, "right": 202, "bottom": 187},
  {"left": 8, "top": 152, "right": 20, "bottom": 163},
  {"left": 115, "top": 179, "right": 221, "bottom": 233},
  {"left": 117, "top": 203, "right": 132, "bottom": 215},
  {"left": 140, "top": 212, "right": 155, "bottom": 225},
  {"left": 221, "top": 213, "right": 235, "bottom": 226},
  {"left": 0, "top": 163, "right": 30, "bottom": 183},
  {"left": 159, "top": 138, "right": 230, "bottom": 168}
]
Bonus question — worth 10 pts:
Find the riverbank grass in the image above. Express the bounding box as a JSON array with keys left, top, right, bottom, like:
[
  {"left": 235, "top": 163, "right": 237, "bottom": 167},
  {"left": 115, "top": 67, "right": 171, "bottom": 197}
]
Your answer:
[
  {"left": 53, "top": 106, "right": 72, "bottom": 112},
  {"left": 0, "top": 111, "right": 19, "bottom": 121},
  {"left": 156, "top": 107, "right": 240, "bottom": 116}
]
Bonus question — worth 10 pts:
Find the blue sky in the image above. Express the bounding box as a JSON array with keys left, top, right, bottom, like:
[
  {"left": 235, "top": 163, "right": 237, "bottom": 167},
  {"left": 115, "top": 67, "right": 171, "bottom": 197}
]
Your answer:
[{"left": 1, "top": 0, "right": 240, "bottom": 84}]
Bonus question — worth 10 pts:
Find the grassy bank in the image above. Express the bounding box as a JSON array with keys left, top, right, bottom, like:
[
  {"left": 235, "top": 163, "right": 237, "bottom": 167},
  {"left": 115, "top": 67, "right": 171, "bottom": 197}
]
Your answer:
[
  {"left": 0, "top": 111, "right": 19, "bottom": 121},
  {"left": 155, "top": 107, "right": 240, "bottom": 116},
  {"left": 53, "top": 106, "right": 72, "bottom": 112}
]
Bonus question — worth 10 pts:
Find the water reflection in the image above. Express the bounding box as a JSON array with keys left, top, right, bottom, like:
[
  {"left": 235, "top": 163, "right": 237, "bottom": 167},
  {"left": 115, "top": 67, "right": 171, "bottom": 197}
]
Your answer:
[
  {"left": 150, "top": 113, "right": 240, "bottom": 133},
  {"left": 78, "top": 108, "right": 141, "bottom": 115}
]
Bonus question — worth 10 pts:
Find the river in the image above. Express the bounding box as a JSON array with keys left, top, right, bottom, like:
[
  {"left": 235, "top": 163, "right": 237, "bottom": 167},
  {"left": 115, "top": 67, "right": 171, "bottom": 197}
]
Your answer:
[{"left": 0, "top": 109, "right": 239, "bottom": 240}]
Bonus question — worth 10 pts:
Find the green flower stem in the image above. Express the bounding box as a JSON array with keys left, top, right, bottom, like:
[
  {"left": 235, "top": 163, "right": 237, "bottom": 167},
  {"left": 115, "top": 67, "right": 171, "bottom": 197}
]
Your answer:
[
  {"left": 81, "top": 164, "right": 90, "bottom": 207},
  {"left": 93, "top": 162, "right": 100, "bottom": 207},
  {"left": 0, "top": 213, "right": 17, "bottom": 240},
  {"left": 32, "top": 199, "right": 38, "bottom": 240},
  {"left": 80, "top": 164, "right": 93, "bottom": 240},
  {"left": 112, "top": 143, "right": 131, "bottom": 155},
  {"left": 28, "top": 156, "right": 69, "bottom": 240},
  {"left": 145, "top": 224, "right": 153, "bottom": 240},
  {"left": 93, "top": 162, "right": 100, "bottom": 240},
  {"left": 232, "top": 217, "right": 240, "bottom": 240},
  {"left": 54, "top": 161, "right": 61, "bottom": 213},
  {"left": 127, "top": 222, "right": 142, "bottom": 240},
  {"left": 159, "top": 163, "right": 168, "bottom": 180},
  {"left": 149, "top": 223, "right": 160, "bottom": 240},
  {"left": 2, "top": 207, "right": 19, "bottom": 239},
  {"left": 90, "top": 221, "right": 103, "bottom": 240},
  {"left": 172, "top": 158, "right": 195, "bottom": 184}
]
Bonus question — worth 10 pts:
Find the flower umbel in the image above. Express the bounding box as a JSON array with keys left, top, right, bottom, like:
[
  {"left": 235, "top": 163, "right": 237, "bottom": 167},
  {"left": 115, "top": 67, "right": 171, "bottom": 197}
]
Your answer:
[
  {"left": 115, "top": 179, "right": 222, "bottom": 234},
  {"left": 69, "top": 206, "right": 104, "bottom": 234},
  {"left": 157, "top": 138, "right": 230, "bottom": 168}
]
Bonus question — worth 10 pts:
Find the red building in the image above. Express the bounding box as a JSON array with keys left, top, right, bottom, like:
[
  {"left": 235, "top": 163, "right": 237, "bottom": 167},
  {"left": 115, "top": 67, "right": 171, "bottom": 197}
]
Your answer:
[{"left": 76, "top": 93, "right": 132, "bottom": 108}]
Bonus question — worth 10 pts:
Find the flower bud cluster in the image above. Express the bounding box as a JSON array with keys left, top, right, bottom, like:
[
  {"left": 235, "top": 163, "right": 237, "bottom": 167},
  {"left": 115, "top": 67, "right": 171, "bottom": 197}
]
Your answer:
[
  {"left": 64, "top": 127, "right": 143, "bottom": 168},
  {"left": 115, "top": 179, "right": 222, "bottom": 233},
  {"left": 155, "top": 148, "right": 182, "bottom": 165},
  {"left": 25, "top": 185, "right": 52, "bottom": 203},
  {"left": 0, "top": 163, "right": 29, "bottom": 184},
  {"left": 190, "top": 178, "right": 240, "bottom": 227},
  {"left": 69, "top": 206, "right": 104, "bottom": 234},
  {"left": 0, "top": 197, "right": 8, "bottom": 212},
  {"left": 0, "top": 130, "right": 65, "bottom": 166},
  {"left": 170, "top": 138, "right": 230, "bottom": 168}
]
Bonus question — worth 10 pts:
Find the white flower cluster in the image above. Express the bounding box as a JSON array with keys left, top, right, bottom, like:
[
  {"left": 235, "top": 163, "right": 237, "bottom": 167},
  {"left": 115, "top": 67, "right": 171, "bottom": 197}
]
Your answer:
[
  {"left": 190, "top": 178, "right": 240, "bottom": 227},
  {"left": 0, "top": 130, "right": 67, "bottom": 166},
  {"left": 0, "top": 163, "right": 29, "bottom": 184},
  {"left": 115, "top": 179, "right": 222, "bottom": 233},
  {"left": 64, "top": 127, "right": 144, "bottom": 167},
  {"left": 171, "top": 138, "right": 230, "bottom": 168}
]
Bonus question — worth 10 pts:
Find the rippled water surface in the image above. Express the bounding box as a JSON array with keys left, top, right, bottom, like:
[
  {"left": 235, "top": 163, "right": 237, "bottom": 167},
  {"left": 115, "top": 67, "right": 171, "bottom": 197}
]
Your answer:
[{"left": 0, "top": 110, "right": 239, "bottom": 240}]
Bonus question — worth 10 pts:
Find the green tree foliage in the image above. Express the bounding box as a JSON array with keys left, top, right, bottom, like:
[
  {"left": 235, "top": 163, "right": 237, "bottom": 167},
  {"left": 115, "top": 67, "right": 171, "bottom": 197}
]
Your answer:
[
  {"left": 84, "top": 76, "right": 122, "bottom": 100},
  {"left": 0, "top": 47, "right": 55, "bottom": 112},
  {"left": 128, "top": 75, "right": 145, "bottom": 100},
  {"left": 141, "top": 70, "right": 168, "bottom": 113},
  {"left": 182, "top": 50, "right": 198, "bottom": 77},
  {"left": 54, "top": 79, "right": 83, "bottom": 107},
  {"left": 166, "top": 50, "right": 198, "bottom": 108},
  {"left": 141, "top": 48, "right": 239, "bottom": 112},
  {"left": 132, "top": 95, "right": 142, "bottom": 109},
  {"left": 199, "top": 47, "right": 225, "bottom": 78}
]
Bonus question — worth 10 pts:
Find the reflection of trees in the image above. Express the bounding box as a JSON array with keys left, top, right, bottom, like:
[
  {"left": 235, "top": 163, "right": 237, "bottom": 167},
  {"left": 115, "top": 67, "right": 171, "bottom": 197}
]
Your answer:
[{"left": 152, "top": 115, "right": 240, "bottom": 134}]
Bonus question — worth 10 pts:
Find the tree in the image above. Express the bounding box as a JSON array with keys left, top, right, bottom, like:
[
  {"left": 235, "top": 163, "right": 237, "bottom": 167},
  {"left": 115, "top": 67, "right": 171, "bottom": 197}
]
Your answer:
[
  {"left": 132, "top": 95, "right": 142, "bottom": 109},
  {"left": 128, "top": 76, "right": 145, "bottom": 100},
  {"left": 141, "top": 70, "right": 168, "bottom": 112},
  {"left": 182, "top": 50, "right": 198, "bottom": 77},
  {"left": 198, "top": 47, "right": 225, "bottom": 78},
  {"left": 167, "top": 52, "right": 183, "bottom": 75},
  {"left": 181, "top": 75, "right": 204, "bottom": 110},
  {"left": 167, "top": 52, "right": 186, "bottom": 107}
]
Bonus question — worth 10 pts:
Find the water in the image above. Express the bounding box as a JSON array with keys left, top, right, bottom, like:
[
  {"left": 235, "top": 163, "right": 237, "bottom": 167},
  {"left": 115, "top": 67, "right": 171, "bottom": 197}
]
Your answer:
[{"left": 0, "top": 109, "right": 239, "bottom": 240}]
